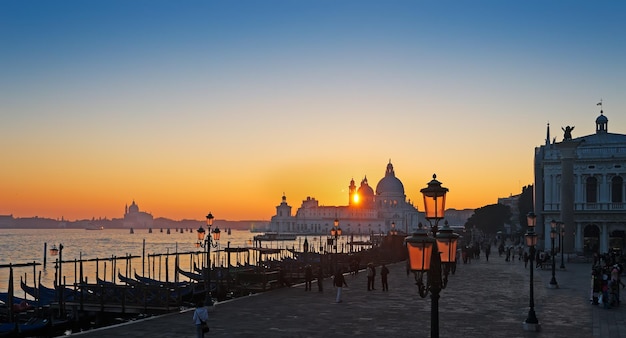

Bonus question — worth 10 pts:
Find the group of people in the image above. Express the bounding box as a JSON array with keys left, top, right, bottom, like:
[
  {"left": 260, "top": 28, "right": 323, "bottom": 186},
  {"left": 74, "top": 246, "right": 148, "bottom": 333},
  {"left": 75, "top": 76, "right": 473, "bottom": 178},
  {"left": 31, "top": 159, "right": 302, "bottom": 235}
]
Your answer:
[
  {"left": 303, "top": 264, "right": 324, "bottom": 292},
  {"left": 365, "top": 262, "right": 389, "bottom": 291},
  {"left": 192, "top": 262, "right": 392, "bottom": 336},
  {"left": 591, "top": 250, "right": 625, "bottom": 309}
]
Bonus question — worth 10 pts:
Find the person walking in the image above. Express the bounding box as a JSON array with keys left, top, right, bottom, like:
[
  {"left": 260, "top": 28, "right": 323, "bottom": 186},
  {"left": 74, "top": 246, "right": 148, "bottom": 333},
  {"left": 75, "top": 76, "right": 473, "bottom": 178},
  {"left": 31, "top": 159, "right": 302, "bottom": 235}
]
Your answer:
[
  {"left": 192, "top": 300, "right": 209, "bottom": 338},
  {"left": 304, "top": 264, "right": 313, "bottom": 291},
  {"left": 317, "top": 265, "right": 324, "bottom": 292},
  {"left": 367, "top": 263, "right": 376, "bottom": 290},
  {"left": 380, "top": 264, "right": 389, "bottom": 291},
  {"left": 334, "top": 269, "right": 348, "bottom": 303},
  {"left": 523, "top": 251, "right": 529, "bottom": 268},
  {"left": 484, "top": 244, "right": 491, "bottom": 262}
]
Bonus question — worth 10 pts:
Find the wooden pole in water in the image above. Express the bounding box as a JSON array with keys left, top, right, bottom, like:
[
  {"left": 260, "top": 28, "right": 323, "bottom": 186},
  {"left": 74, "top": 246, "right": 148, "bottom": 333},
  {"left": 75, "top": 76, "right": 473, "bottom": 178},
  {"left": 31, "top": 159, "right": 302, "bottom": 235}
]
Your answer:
[
  {"left": 7, "top": 265, "right": 13, "bottom": 324},
  {"left": 111, "top": 255, "right": 117, "bottom": 282},
  {"left": 57, "top": 244, "right": 61, "bottom": 286},
  {"left": 79, "top": 253, "right": 83, "bottom": 284},
  {"left": 38, "top": 271, "right": 42, "bottom": 307},
  {"left": 43, "top": 243, "right": 47, "bottom": 270},
  {"left": 142, "top": 239, "right": 146, "bottom": 276}
]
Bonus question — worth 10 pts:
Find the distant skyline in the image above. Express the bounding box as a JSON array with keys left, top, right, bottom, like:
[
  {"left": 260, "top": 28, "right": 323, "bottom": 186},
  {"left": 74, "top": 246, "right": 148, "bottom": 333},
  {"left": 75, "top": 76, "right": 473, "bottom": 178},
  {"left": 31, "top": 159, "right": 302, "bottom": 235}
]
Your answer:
[{"left": 2, "top": 1, "right": 625, "bottom": 221}]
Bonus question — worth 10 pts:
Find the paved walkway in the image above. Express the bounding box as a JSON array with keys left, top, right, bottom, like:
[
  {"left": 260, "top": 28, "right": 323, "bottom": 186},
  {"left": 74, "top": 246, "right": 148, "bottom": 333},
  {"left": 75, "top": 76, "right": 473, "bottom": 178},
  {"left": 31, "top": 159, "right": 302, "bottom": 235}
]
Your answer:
[{"left": 71, "top": 249, "right": 625, "bottom": 337}]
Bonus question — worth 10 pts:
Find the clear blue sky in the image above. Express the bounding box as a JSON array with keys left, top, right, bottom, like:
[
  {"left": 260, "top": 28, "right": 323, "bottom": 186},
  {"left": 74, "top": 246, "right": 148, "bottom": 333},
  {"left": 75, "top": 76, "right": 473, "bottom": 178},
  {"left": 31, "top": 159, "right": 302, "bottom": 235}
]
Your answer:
[{"left": 1, "top": 1, "right": 625, "bottom": 221}]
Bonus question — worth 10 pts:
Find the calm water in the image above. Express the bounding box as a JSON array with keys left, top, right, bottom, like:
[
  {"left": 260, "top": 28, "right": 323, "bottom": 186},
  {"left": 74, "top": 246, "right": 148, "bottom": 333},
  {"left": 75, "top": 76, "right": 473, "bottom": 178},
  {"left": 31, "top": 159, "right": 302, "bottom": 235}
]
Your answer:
[{"left": 0, "top": 228, "right": 364, "bottom": 297}]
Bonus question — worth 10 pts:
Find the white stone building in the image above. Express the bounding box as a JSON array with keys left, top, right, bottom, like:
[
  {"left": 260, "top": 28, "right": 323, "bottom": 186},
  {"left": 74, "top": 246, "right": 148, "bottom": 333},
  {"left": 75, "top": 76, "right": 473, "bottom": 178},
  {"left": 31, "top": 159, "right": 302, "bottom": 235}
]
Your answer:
[
  {"left": 534, "top": 108, "right": 626, "bottom": 254},
  {"left": 268, "top": 161, "right": 422, "bottom": 235}
]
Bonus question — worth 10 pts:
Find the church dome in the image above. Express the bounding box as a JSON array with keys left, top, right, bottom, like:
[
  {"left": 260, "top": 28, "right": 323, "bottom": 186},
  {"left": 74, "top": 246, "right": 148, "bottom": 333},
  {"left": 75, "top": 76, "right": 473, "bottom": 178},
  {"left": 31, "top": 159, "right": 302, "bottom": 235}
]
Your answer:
[
  {"left": 376, "top": 162, "right": 405, "bottom": 195},
  {"left": 358, "top": 177, "right": 374, "bottom": 196},
  {"left": 128, "top": 201, "right": 139, "bottom": 213},
  {"left": 596, "top": 110, "right": 608, "bottom": 134}
]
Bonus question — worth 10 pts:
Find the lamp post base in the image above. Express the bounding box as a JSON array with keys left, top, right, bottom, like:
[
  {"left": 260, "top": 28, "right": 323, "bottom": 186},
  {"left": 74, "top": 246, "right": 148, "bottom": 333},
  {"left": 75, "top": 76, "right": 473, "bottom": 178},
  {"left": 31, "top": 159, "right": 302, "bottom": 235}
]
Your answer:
[{"left": 523, "top": 321, "right": 541, "bottom": 332}]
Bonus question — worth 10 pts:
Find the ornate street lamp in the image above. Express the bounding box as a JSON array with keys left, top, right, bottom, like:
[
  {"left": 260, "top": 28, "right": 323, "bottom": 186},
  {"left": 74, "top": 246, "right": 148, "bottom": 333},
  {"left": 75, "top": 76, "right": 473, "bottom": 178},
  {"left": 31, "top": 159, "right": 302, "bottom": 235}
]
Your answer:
[
  {"left": 523, "top": 212, "right": 540, "bottom": 331},
  {"left": 549, "top": 220, "right": 559, "bottom": 288},
  {"left": 559, "top": 222, "right": 566, "bottom": 269},
  {"left": 330, "top": 218, "right": 342, "bottom": 253},
  {"left": 196, "top": 212, "right": 220, "bottom": 306},
  {"left": 330, "top": 218, "right": 342, "bottom": 270},
  {"left": 405, "top": 174, "right": 458, "bottom": 338}
]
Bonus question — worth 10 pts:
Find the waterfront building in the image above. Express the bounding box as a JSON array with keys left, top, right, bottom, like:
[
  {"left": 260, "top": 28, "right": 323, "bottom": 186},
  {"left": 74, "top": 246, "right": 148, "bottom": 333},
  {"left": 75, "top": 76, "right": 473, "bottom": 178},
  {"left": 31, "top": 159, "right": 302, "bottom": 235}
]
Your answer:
[
  {"left": 498, "top": 193, "right": 521, "bottom": 235},
  {"left": 123, "top": 200, "right": 154, "bottom": 228},
  {"left": 0, "top": 215, "right": 15, "bottom": 228},
  {"left": 534, "top": 107, "right": 626, "bottom": 254},
  {"left": 268, "top": 161, "right": 422, "bottom": 236}
]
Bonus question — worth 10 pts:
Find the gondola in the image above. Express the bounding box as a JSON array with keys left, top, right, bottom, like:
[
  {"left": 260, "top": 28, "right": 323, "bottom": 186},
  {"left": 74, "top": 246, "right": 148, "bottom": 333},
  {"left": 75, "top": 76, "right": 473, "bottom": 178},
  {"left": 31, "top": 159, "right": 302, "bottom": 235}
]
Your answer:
[
  {"left": 0, "top": 318, "right": 49, "bottom": 337},
  {"left": 176, "top": 264, "right": 203, "bottom": 281},
  {"left": 20, "top": 280, "right": 77, "bottom": 305},
  {"left": 133, "top": 272, "right": 189, "bottom": 288}
]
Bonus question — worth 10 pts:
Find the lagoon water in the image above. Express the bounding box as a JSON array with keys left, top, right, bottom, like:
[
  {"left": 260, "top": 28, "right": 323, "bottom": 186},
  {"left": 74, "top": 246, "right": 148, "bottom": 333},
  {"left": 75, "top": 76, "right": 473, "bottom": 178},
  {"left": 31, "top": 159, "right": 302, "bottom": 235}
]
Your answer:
[{"left": 0, "top": 228, "right": 365, "bottom": 296}]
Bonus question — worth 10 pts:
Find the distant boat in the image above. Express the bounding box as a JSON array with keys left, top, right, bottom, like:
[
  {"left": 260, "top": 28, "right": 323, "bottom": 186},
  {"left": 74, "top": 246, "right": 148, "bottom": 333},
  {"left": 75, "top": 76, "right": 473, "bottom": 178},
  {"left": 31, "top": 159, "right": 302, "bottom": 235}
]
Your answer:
[
  {"left": 85, "top": 225, "right": 104, "bottom": 230},
  {"left": 49, "top": 245, "right": 59, "bottom": 256},
  {"left": 253, "top": 232, "right": 297, "bottom": 241}
]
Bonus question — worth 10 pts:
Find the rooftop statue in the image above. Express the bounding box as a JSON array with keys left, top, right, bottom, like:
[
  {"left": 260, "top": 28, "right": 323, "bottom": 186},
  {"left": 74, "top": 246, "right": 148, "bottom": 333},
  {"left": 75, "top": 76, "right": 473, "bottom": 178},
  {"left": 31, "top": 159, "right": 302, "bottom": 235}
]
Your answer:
[{"left": 562, "top": 125, "right": 575, "bottom": 141}]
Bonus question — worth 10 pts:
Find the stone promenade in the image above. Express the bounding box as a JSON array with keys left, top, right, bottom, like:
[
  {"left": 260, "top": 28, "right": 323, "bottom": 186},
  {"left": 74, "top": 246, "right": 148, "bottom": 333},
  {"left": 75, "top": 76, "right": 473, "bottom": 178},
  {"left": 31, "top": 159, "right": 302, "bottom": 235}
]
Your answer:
[{"left": 71, "top": 250, "right": 625, "bottom": 337}]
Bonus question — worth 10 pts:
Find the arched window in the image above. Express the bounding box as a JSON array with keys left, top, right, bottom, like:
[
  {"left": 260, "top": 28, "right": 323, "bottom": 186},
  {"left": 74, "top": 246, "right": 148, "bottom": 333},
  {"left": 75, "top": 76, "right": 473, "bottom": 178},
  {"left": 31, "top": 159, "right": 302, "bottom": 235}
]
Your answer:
[
  {"left": 612, "top": 176, "right": 624, "bottom": 203},
  {"left": 586, "top": 177, "right": 598, "bottom": 203}
]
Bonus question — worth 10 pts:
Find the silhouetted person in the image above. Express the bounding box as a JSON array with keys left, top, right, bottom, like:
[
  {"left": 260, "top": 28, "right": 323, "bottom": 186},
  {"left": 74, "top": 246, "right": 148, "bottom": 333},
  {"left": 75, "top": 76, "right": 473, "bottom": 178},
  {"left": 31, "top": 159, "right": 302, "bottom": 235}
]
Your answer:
[
  {"left": 334, "top": 270, "right": 347, "bottom": 303},
  {"left": 523, "top": 251, "right": 529, "bottom": 268},
  {"left": 367, "top": 263, "right": 376, "bottom": 290},
  {"left": 192, "top": 300, "right": 209, "bottom": 338},
  {"left": 380, "top": 264, "right": 389, "bottom": 291},
  {"left": 317, "top": 265, "right": 323, "bottom": 292},
  {"left": 484, "top": 245, "right": 491, "bottom": 262},
  {"left": 304, "top": 264, "right": 313, "bottom": 291}
]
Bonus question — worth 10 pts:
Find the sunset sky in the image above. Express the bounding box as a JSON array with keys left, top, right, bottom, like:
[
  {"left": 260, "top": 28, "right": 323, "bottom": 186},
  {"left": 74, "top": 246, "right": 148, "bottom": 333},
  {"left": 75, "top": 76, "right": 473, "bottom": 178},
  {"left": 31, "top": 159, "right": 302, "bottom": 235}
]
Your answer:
[{"left": 2, "top": 1, "right": 625, "bottom": 222}]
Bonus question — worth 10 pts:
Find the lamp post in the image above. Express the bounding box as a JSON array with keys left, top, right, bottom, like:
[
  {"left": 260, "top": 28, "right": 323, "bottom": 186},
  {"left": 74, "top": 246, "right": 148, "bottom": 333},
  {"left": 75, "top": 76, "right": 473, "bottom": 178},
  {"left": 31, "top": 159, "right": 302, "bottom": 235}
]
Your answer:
[
  {"left": 523, "top": 212, "right": 540, "bottom": 331},
  {"left": 560, "top": 222, "right": 566, "bottom": 269},
  {"left": 330, "top": 218, "right": 342, "bottom": 254},
  {"left": 405, "top": 174, "right": 458, "bottom": 338},
  {"left": 549, "top": 220, "right": 558, "bottom": 288},
  {"left": 196, "top": 212, "right": 220, "bottom": 306},
  {"left": 330, "top": 218, "right": 342, "bottom": 270}
]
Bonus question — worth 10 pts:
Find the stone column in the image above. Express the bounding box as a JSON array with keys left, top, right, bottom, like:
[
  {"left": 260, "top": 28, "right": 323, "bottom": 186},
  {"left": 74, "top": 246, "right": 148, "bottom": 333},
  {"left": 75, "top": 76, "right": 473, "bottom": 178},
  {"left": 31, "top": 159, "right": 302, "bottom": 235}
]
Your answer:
[
  {"left": 601, "top": 223, "right": 609, "bottom": 253},
  {"left": 556, "top": 140, "right": 582, "bottom": 253}
]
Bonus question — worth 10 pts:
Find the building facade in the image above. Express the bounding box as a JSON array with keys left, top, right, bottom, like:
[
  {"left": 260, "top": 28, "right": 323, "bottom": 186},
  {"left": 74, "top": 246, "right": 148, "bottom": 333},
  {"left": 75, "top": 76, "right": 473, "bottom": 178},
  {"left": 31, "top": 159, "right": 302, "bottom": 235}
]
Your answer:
[
  {"left": 268, "top": 161, "right": 422, "bottom": 235},
  {"left": 498, "top": 194, "right": 521, "bottom": 235},
  {"left": 534, "top": 108, "right": 626, "bottom": 254}
]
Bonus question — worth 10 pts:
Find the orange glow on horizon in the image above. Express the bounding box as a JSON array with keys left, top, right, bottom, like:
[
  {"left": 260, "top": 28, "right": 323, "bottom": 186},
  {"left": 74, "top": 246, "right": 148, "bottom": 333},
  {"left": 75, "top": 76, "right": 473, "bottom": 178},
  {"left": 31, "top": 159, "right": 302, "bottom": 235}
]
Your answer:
[{"left": 1, "top": 158, "right": 532, "bottom": 222}]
